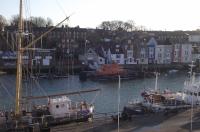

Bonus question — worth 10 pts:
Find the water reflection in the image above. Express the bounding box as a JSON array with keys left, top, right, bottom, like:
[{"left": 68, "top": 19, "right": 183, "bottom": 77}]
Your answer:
[{"left": 0, "top": 72, "right": 187, "bottom": 113}]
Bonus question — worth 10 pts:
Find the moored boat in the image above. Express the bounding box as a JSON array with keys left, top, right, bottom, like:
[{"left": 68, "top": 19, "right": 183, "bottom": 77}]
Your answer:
[
  {"left": 122, "top": 72, "right": 190, "bottom": 117},
  {"left": 175, "top": 63, "right": 200, "bottom": 105},
  {"left": 84, "top": 63, "right": 154, "bottom": 81},
  {"left": 0, "top": 0, "right": 100, "bottom": 131}
]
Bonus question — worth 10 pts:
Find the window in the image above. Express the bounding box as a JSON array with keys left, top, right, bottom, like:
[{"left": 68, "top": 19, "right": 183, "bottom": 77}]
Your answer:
[
  {"left": 116, "top": 54, "right": 121, "bottom": 58},
  {"left": 56, "top": 105, "right": 59, "bottom": 109},
  {"left": 141, "top": 54, "right": 145, "bottom": 58},
  {"left": 150, "top": 48, "right": 153, "bottom": 52}
]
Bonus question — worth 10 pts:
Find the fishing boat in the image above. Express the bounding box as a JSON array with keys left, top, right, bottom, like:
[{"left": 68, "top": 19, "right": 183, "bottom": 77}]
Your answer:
[
  {"left": 176, "top": 62, "right": 200, "bottom": 105},
  {"left": 0, "top": 0, "right": 100, "bottom": 131},
  {"left": 122, "top": 72, "right": 190, "bottom": 117}
]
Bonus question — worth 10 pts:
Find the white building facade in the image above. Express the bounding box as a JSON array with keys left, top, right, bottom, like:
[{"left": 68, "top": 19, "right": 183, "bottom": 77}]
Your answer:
[
  {"left": 138, "top": 47, "right": 148, "bottom": 64},
  {"left": 181, "top": 44, "right": 192, "bottom": 63},
  {"left": 172, "top": 44, "right": 192, "bottom": 63},
  {"left": 111, "top": 54, "right": 125, "bottom": 64},
  {"left": 125, "top": 49, "right": 137, "bottom": 64},
  {"left": 156, "top": 45, "right": 172, "bottom": 64}
]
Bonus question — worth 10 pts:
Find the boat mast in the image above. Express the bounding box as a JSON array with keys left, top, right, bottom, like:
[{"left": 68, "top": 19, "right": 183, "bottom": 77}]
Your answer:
[
  {"left": 15, "top": 0, "right": 23, "bottom": 116},
  {"left": 155, "top": 72, "right": 158, "bottom": 91},
  {"left": 14, "top": 0, "right": 69, "bottom": 116},
  {"left": 117, "top": 75, "right": 121, "bottom": 132},
  {"left": 189, "top": 61, "right": 195, "bottom": 132}
]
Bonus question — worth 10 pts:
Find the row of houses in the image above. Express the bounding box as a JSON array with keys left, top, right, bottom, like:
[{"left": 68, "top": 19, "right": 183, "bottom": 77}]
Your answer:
[
  {"left": 0, "top": 49, "right": 55, "bottom": 69},
  {"left": 2, "top": 26, "right": 200, "bottom": 67},
  {"left": 79, "top": 37, "right": 197, "bottom": 66}
]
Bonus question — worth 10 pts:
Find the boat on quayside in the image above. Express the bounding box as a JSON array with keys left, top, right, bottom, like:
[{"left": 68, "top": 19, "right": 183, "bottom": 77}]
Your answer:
[
  {"left": 121, "top": 73, "right": 190, "bottom": 118},
  {"left": 0, "top": 0, "right": 100, "bottom": 131},
  {"left": 176, "top": 62, "right": 200, "bottom": 105}
]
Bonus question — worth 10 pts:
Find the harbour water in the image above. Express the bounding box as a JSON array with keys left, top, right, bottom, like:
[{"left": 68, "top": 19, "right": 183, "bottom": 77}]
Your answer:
[{"left": 0, "top": 71, "right": 190, "bottom": 113}]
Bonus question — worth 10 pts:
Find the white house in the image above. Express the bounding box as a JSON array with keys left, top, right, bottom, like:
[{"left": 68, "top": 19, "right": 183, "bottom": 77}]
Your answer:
[
  {"left": 79, "top": 48, "right": 98, "bottom": 64},
  {"left": 181, "top": 44, "right": 192, "bottom": 63},
  {"left": 172, "top": 43, "right": 192, "bottom": 63},
  {"left": 156, "top": 45, "right": 172, "bottom": 64},
  {"left": 172, "top": 44, "right": 181, "bottom": 63},
  {"left": 125, "top": 45, "right": 137, "bottom": 64},
  {"left": 110, "top": 45, "right": 125, "bottom": 64},
  {"left": 147, "top": 37, "right": 157, "bottom": 64},
  {"left": 138, "top": 47, "right": 148, "bottom": 64},
  {"left": 189, "top": 35, "right": 200, "bottom": 43},
  {"left": 125, "top": 49, "right": 137, "bottom": 64}
]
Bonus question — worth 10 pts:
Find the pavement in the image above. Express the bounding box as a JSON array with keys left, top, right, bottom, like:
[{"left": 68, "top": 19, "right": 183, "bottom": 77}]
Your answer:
[{"left": 51, "top": 108, "right": 200, "bottom": 132}]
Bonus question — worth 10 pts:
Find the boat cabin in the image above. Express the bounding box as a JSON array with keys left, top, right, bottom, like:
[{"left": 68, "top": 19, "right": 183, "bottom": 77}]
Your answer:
[{"left": 48, "top": 96, "right": 72, "bottom": 118}]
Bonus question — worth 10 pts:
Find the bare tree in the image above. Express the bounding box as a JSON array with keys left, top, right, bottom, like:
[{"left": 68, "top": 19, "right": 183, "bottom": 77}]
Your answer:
[
  {"left": 46, "top": 17, "right": 53, "bottom": 26},
  {"left": 126, "top": 20, "right": 136, "bottom": 31},
  {"left": 99, "top": 21, "right": 112, "bottom": 30},
  {"left": 0, "top": 15, "right": 8, "bottom": 30},
  {"left": 99, "top": 20, "right": 138, "bottom": 31},
  {"left": 30, "top": 16, "right": 46, "bottom": 27},
  {"left": 137, "top": 25, "right": 146, "bottom": 31},
  {"left": 10, "top": 15, "right": 20, "bottom": 26}
]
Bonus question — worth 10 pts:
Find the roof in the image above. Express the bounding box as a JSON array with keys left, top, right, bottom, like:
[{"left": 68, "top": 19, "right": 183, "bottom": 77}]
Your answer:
[{"left": 157, "top": 38, "right": 172, "bottom": 45}]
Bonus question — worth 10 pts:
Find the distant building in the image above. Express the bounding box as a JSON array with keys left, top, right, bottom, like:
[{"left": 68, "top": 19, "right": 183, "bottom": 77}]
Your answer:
[
  {"left": 155, "top": 40, "right": 172, "bottom": 64},
  {"left": 189, "top": 35, "right": 200, "bottom": 43},
  {"left": 192, "top": 47, "right": 200, "bottom": 62},
  {"left": 147, "top": 37, "right": 157, "bottom": 64},
  {"left": 138, "top": 41, "right": 148, "bottom": 64},
  {"left": 124, "top": 44, "right": 137, "bottom": 64},
  {"left": 110, "top": 45, "right": 125, "bottom": 64},
  {"left": 78, "top": 48, "right": 98, "bottom": 65},
  {"left": 172, "top": 43, "right": 192, "bottom": 63}
]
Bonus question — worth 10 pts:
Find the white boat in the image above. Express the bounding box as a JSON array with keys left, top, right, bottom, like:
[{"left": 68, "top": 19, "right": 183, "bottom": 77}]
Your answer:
[
  {"left": 175, "top": 62, "right": 200, "bottom": 105},
  {"left": 176, "top": 76, "right": 200, "bottom": 105}
]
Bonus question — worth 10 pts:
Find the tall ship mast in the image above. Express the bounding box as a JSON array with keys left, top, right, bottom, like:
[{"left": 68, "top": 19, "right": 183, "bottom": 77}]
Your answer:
[
  {"left": 0, "top": 0, "right": 100, "bottom": 131},
  {"left": 15, "top": 0, "right": 23, "bottom": 116}
]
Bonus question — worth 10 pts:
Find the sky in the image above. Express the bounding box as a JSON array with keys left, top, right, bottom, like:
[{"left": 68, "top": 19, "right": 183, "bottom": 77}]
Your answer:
[{"left": 1, "top": 0, "right": 200, "bottom": 31}]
